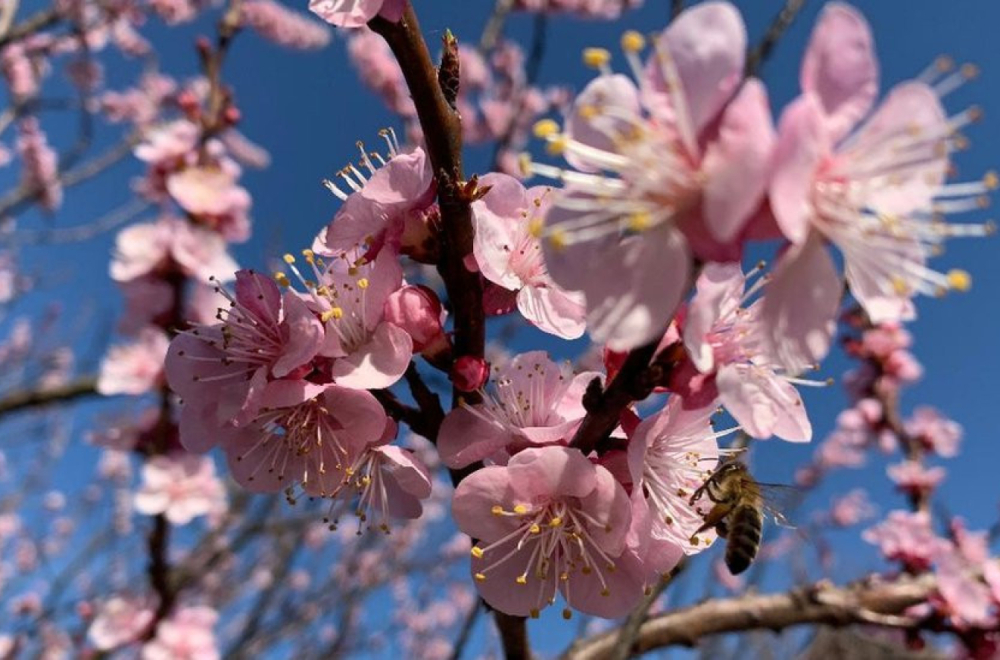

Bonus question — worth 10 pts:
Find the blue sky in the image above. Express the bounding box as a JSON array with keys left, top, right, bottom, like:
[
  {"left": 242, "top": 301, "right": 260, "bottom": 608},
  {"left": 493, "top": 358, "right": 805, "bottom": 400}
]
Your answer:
[{"left": 6, "top": 0, "right": 1000, "bottom": 656}]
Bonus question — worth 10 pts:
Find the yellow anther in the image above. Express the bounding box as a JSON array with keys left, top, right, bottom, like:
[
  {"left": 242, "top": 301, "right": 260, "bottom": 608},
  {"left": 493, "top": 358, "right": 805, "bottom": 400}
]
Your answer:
[
  {"left": 962, "top": 63, "right": 980, "bottom": 80},
  {"left": 936, "top": 55, "right": 955, "bottom": 72},
  {"left": 513, "top": 504, "right": 528, "bottom": 515},
  {"left": 518, "top": 153, "right": 533, "bottom": 177},
  {"left": 474, "top": 572, "right": 487, "bottom": 582},
  {"left": 627, "top": 211, "right": 652, "bottom": 232},
  {"left": 621, "top": 30, "right": 645, "bottom": 53},
  {"left": 529, "top": 608, "right": 540, "bottom": 619},
  {"left": 529, "top": 523, "right": 541, "bottom": 534},
  {"left": 562, "top": 608, "right": 572, "bottom": 620},
  {"left": 533, "top": 119, "right": 560, "bottom": 139},
  {"left": 316, "top": 285, "right": 330, "bottom": 297},
  {"left": 891, "top": 276, "right": 911, "bottom": 296},
  {"left": 549, "top": 516, "right": 563, "bottom": 527},
  {"left": 471, "top": 546, "right": 484, "bottom": 559},
  {"left": 984, "top": 171, "right": 999, "bottom": 190},
  {"left": 283, "top": 253, "right": 296, "bottom": 264},
  {"left": 600, "top": 588, "right": 610, "bottom": 597},
  {"left": 577, "top": 104, "right": 599, "bottom": 120},
  {"left": 515, "top": 574, "right": 528, "bottom": 585},
  {"left": 491, "top": 505, "right": 504, "bottom": 516},
  {"left": 274, "top": 272, "right": 290, "bottom": 287},
  {"left": 548, "top": 229, "right": 568, "bottom": 251},
  {"left": 528, "top": 217, "right": 545, "bottom": 238},
  {"left": 582, "top": 47, "right": 611, "bottom": 69},
  {"left": 357, "top": 277, "right": 370, "bottom": 289},
  {"left": 947, "top": 269, "right": 972, "bottom": 292},
  {"left": 302, "top": 249, "right": 315, "bottom": 263},
  {"left": 348, "top": 266, "right": 359, "bottom": 276},
  {"left": 546, "top": 136, "right": 567, "bottom": 156},
  {"left": 985, "top": 220, "right": 997, "bottom": 235},
  {"left": 320, "top": 307, "right": 343, "bottom": 323},
  {"left": 968, "top": 106, "right": 984, "bottom": 123}
]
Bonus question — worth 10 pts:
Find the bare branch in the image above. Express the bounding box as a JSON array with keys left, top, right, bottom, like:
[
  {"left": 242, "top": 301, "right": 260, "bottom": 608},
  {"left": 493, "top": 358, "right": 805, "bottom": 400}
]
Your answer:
[
  {"left": 479, "top": 0, "right": 516, "bottom": 53},
  {"left": 564, "top": 575, "right": 935, "bottom": 660},
  {"left": 0, "top": 377, "right": 98, "bottom": 418},
  {"left": 0, "top": 8, "right": 60, "bottom": 49},
  {"left": 745, "top": 0, "right": 808, "bottom": 77}
]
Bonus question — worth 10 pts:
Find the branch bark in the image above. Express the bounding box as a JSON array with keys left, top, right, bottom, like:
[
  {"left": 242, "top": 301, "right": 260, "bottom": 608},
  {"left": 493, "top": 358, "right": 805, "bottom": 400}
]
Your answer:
[
  {"left": 564, "top": 575, "right": 935, "bottom": 660},
  {"left": 0, "top": 377, "right": 97, "bottom": 418}
]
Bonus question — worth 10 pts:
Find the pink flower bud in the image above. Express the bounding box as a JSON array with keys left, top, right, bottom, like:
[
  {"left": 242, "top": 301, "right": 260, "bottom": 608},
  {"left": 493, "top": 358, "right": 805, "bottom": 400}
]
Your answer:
[
  {"left": 450, "top": 356, "right": 489, "bottom": 392},
  {"left": 384, "top": 285, "right": 445, "bottom": 352}
]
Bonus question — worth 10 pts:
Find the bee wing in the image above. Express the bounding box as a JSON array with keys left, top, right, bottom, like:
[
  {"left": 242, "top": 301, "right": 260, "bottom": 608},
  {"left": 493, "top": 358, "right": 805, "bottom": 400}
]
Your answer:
[{"left": 756, "top": 483, "right": 803, "bottom": 528}]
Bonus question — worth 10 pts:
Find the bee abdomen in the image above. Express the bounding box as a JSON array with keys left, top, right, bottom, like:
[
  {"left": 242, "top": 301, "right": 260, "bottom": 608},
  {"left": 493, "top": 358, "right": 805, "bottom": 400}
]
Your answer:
[{"left": 724, "top": 505, "right": 763, "bottom": 576}]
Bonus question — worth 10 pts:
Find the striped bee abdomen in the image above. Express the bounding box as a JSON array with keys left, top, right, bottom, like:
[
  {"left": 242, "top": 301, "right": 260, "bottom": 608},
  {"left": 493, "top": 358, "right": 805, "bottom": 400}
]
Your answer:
[{"left": 724, "top": 504, "right": 763, "bottom": 575}]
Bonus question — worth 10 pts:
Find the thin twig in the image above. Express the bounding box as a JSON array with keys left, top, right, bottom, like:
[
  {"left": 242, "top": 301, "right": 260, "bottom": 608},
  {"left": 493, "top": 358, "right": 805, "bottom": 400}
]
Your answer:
[
  {"left": 0, "top": 377, "right": 97, "bottom": 418},
  {"left": 448, "top": 599, "right": 482, "bottom": 660},
  {"left": 745, "top": 0, "right": 808, "bottom": 77},
  {"left": 479, "top": 0, "right": 516, "bottom": 54}
]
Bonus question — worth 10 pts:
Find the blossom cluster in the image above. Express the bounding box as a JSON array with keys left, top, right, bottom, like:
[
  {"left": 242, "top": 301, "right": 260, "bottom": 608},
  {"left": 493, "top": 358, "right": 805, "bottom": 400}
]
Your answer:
[{"left": 158, "top": 0, "right": 995, "bottom": 625}]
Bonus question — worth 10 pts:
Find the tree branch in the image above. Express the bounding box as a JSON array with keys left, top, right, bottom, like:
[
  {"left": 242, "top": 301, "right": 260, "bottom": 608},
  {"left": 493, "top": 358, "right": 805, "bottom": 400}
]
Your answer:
[
  {"left": 745, "top": 0, "right": 808, "bottom": 78},
  {"left": 0, "top": 377, "right": 97, "bottom": 418},
  {"left": 564, "top": 575, "right": 935, "bottom": 660}
]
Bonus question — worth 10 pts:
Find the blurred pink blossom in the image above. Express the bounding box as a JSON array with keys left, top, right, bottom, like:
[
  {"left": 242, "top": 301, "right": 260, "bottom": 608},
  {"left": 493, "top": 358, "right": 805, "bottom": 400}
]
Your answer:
[{"left": 134, "top": 453, "right": 227, "bottom": 524}]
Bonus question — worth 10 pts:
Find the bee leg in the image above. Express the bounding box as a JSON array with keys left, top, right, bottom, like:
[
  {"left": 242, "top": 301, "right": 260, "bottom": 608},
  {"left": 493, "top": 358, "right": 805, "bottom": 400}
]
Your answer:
[{"left": 690, "top": 503, "right": 729, "bottom": 541}]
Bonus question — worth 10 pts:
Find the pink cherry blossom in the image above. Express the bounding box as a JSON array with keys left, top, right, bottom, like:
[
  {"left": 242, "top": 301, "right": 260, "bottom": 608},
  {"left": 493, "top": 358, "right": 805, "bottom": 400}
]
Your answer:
[
  {"left": 280, "top": 248, "right": 412, "bottom": 389},
  {"left": 450, "top": 355, "right": 490, "bottom": 393},
  {"left": 240, "top": 0, "right": 331, "bottom": 50},
  {"left": 134, "top": 119, "right": 199, "bottom": 164},
  {"left": 513, "top": 0, "right": 642, "bottom": 19},
  {"left": 318, "top": 419, "right": 433, "bottom": 533},
  {"left": 887, "top": 460, "right": 945, "bottom": 498},
  {"left": 308, "top": 0, "right": 406, "bottom": 29},
  {"left": 766, "top": 3, "right": 993, "bottom": 368},
  {"left": 318, "top": 135, "right": 436, "bottom": 260},
  {"left": 826, "top": 488, "right": 875, "bottom": 527},
  {"left": 109, "top": 216, "right": 239, "bottom": 284},
  {"left": 533, "top": 3, "right": 774, "bottom": 350},
  {"left": 863, "top": 510, "right": 949, "bottom": 572},
  {"left": 97, "top": 326, "right": 170, "bottom": 396},
  {"left": 453, "top": 446, "right": 644, "bottom": 618},
  {"left": 682, "top": 262, "right": 813, "bottom": 441},
  {"left": 626, "top": 397, "right": 720, "bottom": 568},
  {"left": 933, "top": 545, "right": 996, "bottom": 629},
  {"left": 88, "top": 595, "right": 154, "bottom": 651},
  {"left": 220, "top": 381, "right": 387, "bottom": 496},
  {"left": 134, "top": 453, "right": 227, "bottom": 525},
  {"left": 471, "top": 173, "right": 585, "bottom": 339},
  {"left": 165, "top": 165, "right": 253, "bottom": 242},
  {"left": 142, "top": 605, "right": 220, "bottom": 660},
  {"left": 16, "top": 117, "right": 62, "bottom": 212},
  {"left": 165, "top": 269, "right": 325, "bottom": 451},
  {"left": 437, "top": 351, "right": 596, "bottom": 469},
  {"left": 905, "top": 407, "right": 962, "bottom": 457}
]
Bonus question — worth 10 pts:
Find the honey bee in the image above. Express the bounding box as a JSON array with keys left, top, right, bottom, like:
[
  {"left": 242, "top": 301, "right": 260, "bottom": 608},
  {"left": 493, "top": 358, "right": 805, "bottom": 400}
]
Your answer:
[{"left": 688, "top": 457, "right": 796, "bottom": 575}]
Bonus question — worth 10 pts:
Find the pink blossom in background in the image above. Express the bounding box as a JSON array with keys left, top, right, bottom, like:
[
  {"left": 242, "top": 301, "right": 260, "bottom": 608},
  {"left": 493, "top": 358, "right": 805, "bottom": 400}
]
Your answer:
[
  {"left": 97, "top": 326, "right": 170, "bottom": 395},
  {"left": 471, "top": 173, "right": 585, "bottom": 339},
  {"left": 863, "top": 510, "right": 949, "bottom": 572},
  {"left": 1, "top": 44, "right": 40, "bottom": 99},
  {"left": 99, "top": 73, "right": 178, "bottom": 128},
  {"left": 887, "top": 460, "right": 945, "bottom": 498},
  {"left": 346, "top": 29, "right": 414, "bottom": 118},
  {"left": 147, "top": 0, "right": 200, "bottom": 24},
  {"left": 308, "top": 0, "right": 406, "bottom": 29},
  {"left": 766, "top": 2, "right": 993, "bottom": 369},
  {"left": 453, "top": 446, "right": 645, "bottom": 618},
  {"left": 88, "top": 596, "right": 154, "bottom": 651},
  {"left": 219, "top": 129, "right": 272, "bottom": 170},
  {"left": 513, "top": 0, "right": 642, "bottom": 18},
  {"left": 240, "top": 0, "right": 332, "bottom": 50},
  {"left": 535, "top": 2, "right": 775, "bottom": 350},
  {"left": 134, "top": 119, "right": 199, "bottom": 165},
  {"left": 142, "top": 605, "right": 220, "bottom": 660},
  {"left": 682, "top": 262, "right": 813, "bottom": 441},
  {"left": 627, "top": 397, "right": 720, "bottom": 567},
  {"left": 109, "top": 216, "right": 239, "bottom": 284},
  {"left": 134, "top": 453, "right": 227, "bottom": 525},
  {"left": 826, "top": 488, "right": 875, "bottom": 527},
  {"left": 15, "top": 117, "right": 62, "bottom": 212},
  {"left": 905, "top": 407, "right": 962, "bottom": 457},
  {"left": 437, "top": 351, "right": 596, "bottom": 469},
  {"left": 165, "top": 165, "right": 253, "bottom": 242}
]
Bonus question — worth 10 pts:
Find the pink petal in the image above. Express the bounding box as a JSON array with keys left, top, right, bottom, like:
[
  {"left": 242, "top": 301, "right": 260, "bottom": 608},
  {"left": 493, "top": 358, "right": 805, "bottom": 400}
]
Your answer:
[
  {"left": 564, "top": 74, "right": 641, "bottom": 173},
  {"left": 507, "top": 446, "right": 596, "bottom": 500},
  {"left": 770, "top": 95, "right": 829, "bottom": 245},
  {"left": 452, "top": 466, "right": 519, "bottom": 541},
  {"left": 308, "top": 0, "right": 384, "bottom": 28},
  {"left": 320, "top": 386, "right": 388, "bottom": 448},
  {"left": 472, "top": 173, "right": 527, "bottom": 289},
  {"left": 645, "top": 1, "right": 746, "bottom": 137},
  {"left": 361, "top": 147, "right": 432, "bottom": 206},
  {"left": 683, "top": 262, "right": 744, "bottom": 372},
  {"left": 562, "top": 547, "right": 648, "bottom": 618},
  {"left": 322, "top": 194, "right": 386, "bottom": 254},
  {"left": 516, "top": 285, "right": 586, "bottom": 340},
  {"left": 801, "top": 2, "right": 878, "bottom": 142},
  {"left": 378, "top": 445, "right": 432, "bottom": 499},
  {"left": 223, "top": 433, "right": 305, "bottom": 493},
  {"left": 762, "top": 236, "right": 842, "bottom": 372},
  {"left": 578, "top": 465, "right": 631, "bottom": 556},
  {"left": 234, "top": 269, "right": 282, "bottom": 327},
  {"left": 331, "top": 321, "right": 412, "bottom": 389},
  {"left": 580, "top": 226, "right": 691, "bottom": 352},
  {"left": 259, "top": 379, "right": 327, "bottom": 409},
  {"left": 362, "top": 249, "right": 404, "bottom": 329},
  {"left": 272, "top": 293, "right": 324, "bottom": 378},
  {"left": 701, "top": 78, "right": 775, "bottom": 242},
  {"left": 716, "top": 364, "right": 811, "bottom": 442},
  {"left": 377, "top": 0, "right": 405, "bottom": 22},
  {"left": 438, "top": 406, "right": 514, "bottom": 469}
]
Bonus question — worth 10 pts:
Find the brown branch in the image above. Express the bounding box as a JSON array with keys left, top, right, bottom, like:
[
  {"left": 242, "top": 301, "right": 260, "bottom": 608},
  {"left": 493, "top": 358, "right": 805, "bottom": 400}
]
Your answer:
[
  {"left": 0, "top": 8, "right": 59, "bottom": 49},
  {"left": 609, "top": 563, "right": 685, "bottom": 660},
  {"left": 144, "top": 514, "right": 176, "bottom": 639},
  {"left": 745, "top": 0, "right": 808, "bottom": 78},
  {"left": 449, "top": 599, "right": 482, "bottom": 660},
  {"left": 565, "top": 575, "right": 936, "bottom": 660},
  {"left": 0, "top": 377, "right": 98, "bottom": 417},
  {"left": 479, "top": 0, "right": 515, "bottom": 53},
  {"left": 370, "top": 8, "right": 485, "bottom": 394}
]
